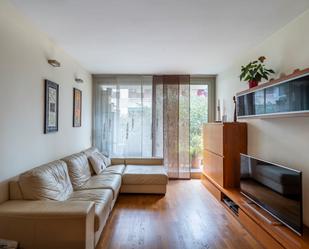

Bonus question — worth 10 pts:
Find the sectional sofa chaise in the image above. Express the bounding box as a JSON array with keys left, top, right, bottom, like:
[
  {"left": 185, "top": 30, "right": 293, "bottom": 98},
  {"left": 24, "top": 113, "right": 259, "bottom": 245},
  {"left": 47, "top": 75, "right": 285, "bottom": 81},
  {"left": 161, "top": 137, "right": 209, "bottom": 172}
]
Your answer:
[{"left": 0, "top": 147, "right": 168, "bottom": 249}]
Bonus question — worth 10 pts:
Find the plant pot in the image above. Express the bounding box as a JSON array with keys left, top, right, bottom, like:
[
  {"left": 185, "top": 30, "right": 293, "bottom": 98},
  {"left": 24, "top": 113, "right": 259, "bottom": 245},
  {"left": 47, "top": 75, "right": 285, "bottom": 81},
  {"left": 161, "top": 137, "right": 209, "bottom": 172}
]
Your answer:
[
  {"left": 248, "top": 80, "right": 259, "bottom": 88},
  {"left": 191, "top": 155, "right": 202, "bottom": 169}
]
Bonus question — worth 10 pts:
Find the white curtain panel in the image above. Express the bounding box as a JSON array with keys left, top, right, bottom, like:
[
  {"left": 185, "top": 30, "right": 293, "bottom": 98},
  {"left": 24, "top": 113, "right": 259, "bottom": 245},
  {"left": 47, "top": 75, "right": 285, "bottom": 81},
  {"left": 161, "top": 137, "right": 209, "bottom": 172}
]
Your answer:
[
  {"left": 153, "top": 76, "right": 190, "bottom": 179},
  {"left": 93, "top": 76, "right": 153, "bottom": 158}
]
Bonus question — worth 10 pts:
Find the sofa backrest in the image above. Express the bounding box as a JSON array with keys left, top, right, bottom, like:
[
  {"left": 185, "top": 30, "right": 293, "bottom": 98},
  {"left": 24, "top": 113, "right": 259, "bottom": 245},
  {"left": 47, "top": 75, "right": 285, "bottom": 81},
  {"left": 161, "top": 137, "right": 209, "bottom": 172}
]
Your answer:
[
  {"left": 9, "top": 181, "right": 23, "bottom": 200},
  {"left": 83, "top": 147, "right": 99, "bottom": 157},
  {"left": 18, "top": 160, "right": 73, "bottom": 201},
  {"left": 0, "top": 179, "right": 13, "bottom": 203},
  {"left": 63, "top": 152, "right": 92, "bottom": 190}
]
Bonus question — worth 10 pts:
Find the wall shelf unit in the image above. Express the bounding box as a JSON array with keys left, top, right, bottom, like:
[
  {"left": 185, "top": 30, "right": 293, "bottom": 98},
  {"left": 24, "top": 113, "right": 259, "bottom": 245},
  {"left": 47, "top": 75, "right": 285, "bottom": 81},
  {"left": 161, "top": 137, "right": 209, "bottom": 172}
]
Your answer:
[{"left": 236, "top": 68, "right": 309, "bottom": 119}]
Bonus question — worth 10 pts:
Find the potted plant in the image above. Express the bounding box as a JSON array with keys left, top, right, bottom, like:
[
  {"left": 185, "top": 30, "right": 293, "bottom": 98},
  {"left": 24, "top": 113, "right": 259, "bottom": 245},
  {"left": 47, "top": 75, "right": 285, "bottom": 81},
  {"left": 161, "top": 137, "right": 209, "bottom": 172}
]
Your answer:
[
  {"left": 240, "top": 56, "right": 275, "bottom": 88},
  {"left": 190, "top": 134, "right": 202, "bottom": 169}
]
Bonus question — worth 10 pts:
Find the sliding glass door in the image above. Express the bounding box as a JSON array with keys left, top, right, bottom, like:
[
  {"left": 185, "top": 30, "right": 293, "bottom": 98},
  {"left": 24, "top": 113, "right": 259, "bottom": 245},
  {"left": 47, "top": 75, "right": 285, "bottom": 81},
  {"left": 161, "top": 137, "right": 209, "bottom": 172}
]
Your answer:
[{"left": 93, "top": 75, "right": 215, "bottom": 178}]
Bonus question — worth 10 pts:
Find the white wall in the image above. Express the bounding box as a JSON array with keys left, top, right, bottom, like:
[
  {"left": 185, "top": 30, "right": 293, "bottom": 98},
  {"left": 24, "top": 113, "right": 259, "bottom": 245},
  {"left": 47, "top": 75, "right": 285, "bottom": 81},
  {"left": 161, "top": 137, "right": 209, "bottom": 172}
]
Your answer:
[
  {"left": 0, "top": 1, "right": 92, "bottom": 201},
  {"left": 217, "top": 9, "right": 309, "bottom": 226}
]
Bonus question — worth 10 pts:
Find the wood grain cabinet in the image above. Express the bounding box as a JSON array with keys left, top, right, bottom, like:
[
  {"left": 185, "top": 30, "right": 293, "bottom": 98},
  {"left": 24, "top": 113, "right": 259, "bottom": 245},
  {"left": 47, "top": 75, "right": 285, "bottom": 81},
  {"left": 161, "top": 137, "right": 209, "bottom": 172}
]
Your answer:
[
  {"left": 203, "top": 122, "right": 247, "bottom": 188},
  {"left": 202, "top": 123, "right": 309, "bottom": 249}
]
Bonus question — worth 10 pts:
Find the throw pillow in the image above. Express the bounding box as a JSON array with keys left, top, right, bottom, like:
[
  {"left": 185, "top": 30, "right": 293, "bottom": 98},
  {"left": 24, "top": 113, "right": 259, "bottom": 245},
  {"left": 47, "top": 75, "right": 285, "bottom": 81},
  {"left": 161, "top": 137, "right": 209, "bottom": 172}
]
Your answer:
[
  {"left": 89, "top": 153, "right": 106, "bottom": 174},
  {"left": 102, "top": 155, "right": 112, "bottom": 167},
  {"left": 93, "top": 151, "right": 111, "bottom": 166}
]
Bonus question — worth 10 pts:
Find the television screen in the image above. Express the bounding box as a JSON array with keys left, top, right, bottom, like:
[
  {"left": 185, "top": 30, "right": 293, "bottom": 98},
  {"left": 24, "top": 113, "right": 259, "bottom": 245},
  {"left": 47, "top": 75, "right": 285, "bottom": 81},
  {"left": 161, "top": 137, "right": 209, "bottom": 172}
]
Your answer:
[{"left": 240, "top": 154, "right": 302, "bottom": 235}]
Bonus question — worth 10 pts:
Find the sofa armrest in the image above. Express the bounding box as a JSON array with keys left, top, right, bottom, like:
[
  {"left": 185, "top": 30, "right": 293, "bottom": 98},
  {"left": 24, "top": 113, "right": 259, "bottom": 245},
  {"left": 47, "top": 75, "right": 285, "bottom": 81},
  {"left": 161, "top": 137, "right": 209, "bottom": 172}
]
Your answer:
[{"left": 0, "top": 200, "right": 95, "bottom": 249}]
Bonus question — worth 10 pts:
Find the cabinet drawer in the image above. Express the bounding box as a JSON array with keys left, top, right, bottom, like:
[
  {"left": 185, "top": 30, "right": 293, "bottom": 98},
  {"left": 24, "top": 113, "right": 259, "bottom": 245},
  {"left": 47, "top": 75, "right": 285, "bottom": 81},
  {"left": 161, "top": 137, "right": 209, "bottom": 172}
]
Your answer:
[
  {"left": 239, "top": 210, "right": 284, "bottom": 249},
  {"left": 203, "top": 150, "right": 224, "bottom": 187},
  {"left": 203, "top": 124, "right": 223, "bottom": 155}
]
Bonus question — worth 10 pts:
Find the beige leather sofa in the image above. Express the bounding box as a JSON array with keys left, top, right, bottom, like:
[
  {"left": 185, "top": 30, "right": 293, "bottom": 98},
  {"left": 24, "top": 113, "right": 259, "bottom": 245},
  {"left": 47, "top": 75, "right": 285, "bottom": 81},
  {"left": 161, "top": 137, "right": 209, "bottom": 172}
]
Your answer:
[{"left": 0, "top": 148, "right": 167, "bottom": 249}]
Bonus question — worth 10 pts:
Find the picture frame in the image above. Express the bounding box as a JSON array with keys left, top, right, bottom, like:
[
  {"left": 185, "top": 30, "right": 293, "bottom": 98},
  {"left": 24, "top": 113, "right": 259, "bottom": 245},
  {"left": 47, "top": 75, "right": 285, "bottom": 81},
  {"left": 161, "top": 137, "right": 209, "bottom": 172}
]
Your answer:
[
  {"left": 73, "top": 88, "right": 82, "bottom": 127},
  {"left": 44, "top": 80, "right": 59, "bottom": 133}
]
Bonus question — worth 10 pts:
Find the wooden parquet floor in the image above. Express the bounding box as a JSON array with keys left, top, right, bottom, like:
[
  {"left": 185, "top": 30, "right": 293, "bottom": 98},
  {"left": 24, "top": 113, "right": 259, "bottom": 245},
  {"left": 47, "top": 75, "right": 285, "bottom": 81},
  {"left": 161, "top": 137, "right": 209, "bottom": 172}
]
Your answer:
[{"left": 97, "top": 180, "right": 262, "bottom": 249}]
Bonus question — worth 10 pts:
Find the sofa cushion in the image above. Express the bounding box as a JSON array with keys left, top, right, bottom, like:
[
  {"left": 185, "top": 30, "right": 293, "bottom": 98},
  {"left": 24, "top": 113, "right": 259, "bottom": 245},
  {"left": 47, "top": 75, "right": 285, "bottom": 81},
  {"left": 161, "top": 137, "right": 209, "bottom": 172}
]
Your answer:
[
  {"left": 102, "top": 164, "right": 126, "bottom": 175},
  {"left": 63, "top": 153, "right": 92, "bottom": 190},
  {"left": 122, "top": 165, "right": 168, "bottom": 185},
  {"left": 78, "top": 174, "right": 121, "bottom": 199},
  {"left": 83, "top": 147, "right": 112, "bottom": 172},
  {"left": 68, "top": 189, "right": 113, "bottom": 231},
  {"left": 19, "top": 160, "right": 73, "bottom": 201},
  {"left": 89, "top": 152, "right": 106, "bottom": 174},
  {"left": 102, "top": 155, "right": 111, "bottom": 167}
]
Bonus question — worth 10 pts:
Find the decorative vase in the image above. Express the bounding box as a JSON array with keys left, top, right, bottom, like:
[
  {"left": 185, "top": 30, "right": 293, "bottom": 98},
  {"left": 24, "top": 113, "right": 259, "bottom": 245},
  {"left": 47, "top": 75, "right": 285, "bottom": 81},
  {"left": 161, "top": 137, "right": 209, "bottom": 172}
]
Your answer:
[
  {"left": 233, "top": 96, "right": 237, "bottom": 122},
  {"left": 216, "top": 99, "right": 221, "bottom": 122},
  {"left": 248, "top": 80, "right": 259, "bottom": 88}
]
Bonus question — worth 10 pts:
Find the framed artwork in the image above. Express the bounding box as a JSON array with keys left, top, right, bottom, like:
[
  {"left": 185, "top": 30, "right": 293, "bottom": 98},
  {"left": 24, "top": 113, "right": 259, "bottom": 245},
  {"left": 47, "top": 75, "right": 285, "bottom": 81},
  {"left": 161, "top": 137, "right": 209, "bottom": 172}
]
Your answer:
[
  {"left": 44, "top": 80, "right": 59, "bottom": 133},
  {"left": 73, "top": 88, "right": 82, "bottom": 127}
]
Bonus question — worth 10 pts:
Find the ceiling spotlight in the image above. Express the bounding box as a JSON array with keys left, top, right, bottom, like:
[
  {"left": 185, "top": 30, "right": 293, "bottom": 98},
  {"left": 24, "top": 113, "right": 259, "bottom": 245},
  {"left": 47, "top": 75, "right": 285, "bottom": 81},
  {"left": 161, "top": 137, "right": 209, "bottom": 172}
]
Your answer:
[
  {"left": 75, "top": 78, "right": 84, "bottom": 83},
  {"left": 47, "top": 59, "right": 61, "bottom": 67}
]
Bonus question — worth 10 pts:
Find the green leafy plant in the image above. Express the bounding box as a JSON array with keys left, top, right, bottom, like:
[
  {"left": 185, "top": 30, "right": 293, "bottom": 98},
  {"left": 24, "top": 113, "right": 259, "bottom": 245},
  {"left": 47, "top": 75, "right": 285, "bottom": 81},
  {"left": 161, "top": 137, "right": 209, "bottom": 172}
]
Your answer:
[
  {"left": 190, "top": 134, "right": 202, "bottom": 158},
  {"left": 240, "top": 56, "right": 275, "bottom": 87}
]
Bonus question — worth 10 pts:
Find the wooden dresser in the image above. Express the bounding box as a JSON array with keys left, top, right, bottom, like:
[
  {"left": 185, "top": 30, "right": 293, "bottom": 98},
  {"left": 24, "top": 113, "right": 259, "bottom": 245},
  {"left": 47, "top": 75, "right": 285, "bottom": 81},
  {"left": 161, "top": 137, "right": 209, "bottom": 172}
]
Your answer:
[{"left": 203, "top": 122, "right": 247, "bottom": 188}]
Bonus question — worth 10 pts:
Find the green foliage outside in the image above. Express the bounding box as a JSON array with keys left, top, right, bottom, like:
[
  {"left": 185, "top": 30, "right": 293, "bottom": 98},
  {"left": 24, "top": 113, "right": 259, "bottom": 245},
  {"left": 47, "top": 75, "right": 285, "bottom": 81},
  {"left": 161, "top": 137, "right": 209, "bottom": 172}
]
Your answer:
[
  {"left": 175, "top": 89, "right": 208, "bottom": 162},
  {"left": 190, "top": 92, "right": 208, "bottom": 158}
]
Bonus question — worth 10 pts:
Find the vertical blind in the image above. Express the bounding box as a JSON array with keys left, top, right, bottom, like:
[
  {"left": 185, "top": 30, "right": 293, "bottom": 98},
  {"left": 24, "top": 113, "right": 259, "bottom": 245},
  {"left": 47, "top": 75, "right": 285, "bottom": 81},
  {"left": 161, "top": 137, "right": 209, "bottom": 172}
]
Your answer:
[
  {"left": 93, "top": 76, "right": 153, "bottom": 158},
  {"left": 153, "top": 76, "right": 191, "bottom": 178}
]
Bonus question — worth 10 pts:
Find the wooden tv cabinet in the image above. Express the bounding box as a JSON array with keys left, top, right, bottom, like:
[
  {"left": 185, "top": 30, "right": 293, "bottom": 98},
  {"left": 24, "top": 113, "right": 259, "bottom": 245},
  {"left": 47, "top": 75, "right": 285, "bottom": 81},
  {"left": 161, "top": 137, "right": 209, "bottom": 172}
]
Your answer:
[
  {"left": 202, "top": 175, "right": 309, "bottom": 249},
  {"left": 202, "top": 122, "right": 309, "bottom": 249}
]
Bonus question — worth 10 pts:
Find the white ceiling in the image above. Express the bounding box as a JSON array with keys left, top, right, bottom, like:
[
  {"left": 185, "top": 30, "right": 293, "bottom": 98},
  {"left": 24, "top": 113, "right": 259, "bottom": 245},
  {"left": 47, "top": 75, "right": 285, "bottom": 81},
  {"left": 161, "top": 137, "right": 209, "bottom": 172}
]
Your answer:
[{"left": 10, "top": 0, "right": 309, "bottom": 74}]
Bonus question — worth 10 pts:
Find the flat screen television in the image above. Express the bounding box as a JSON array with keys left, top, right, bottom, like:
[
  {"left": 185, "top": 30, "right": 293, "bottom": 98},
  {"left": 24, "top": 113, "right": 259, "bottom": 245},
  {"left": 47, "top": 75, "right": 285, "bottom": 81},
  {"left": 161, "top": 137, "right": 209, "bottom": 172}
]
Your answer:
[{"left": 240, "top": 154, "right": 302, "bottom": 235}]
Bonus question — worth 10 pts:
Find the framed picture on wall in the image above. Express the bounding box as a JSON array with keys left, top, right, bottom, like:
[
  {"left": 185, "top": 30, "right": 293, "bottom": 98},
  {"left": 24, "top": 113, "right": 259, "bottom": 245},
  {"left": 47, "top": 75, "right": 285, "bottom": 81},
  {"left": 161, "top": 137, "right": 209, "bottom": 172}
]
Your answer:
[
  {"left": 73, "top": 88, "right": 82, "bottom": 127},
  {"left": 44, "top": 80, "right": 59, "bottom": 133}
]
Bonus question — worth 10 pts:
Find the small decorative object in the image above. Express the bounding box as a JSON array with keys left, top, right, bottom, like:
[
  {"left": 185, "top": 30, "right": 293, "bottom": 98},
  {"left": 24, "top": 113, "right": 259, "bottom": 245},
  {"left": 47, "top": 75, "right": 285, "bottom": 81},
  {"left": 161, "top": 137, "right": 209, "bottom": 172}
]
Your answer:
[
  {"left": 47, "top": 59, "right": 61, "bottom": 67},
  {"left": 222, "top": 100, "right": 227, "bottom": 122},
  {"left": 73, "top": 88, "right": 82, "bottom": 127},
  {"left": 293, "top": 68, "right": 300, "bottom": 74},
  {"left": 216, "top": 99, "right": 221, "bottom": 122},
  {"left": 75, "top": 78, "right": 84, "bottom": 83},
  {"left": 233, "top": 96, "right": 237, "bottom": 122},
  {"left": 240, "top": 56, "right": 275, "bottom": 88},
  {"left": 44, "top": 80, "right": 59, "bottom": 133}
]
